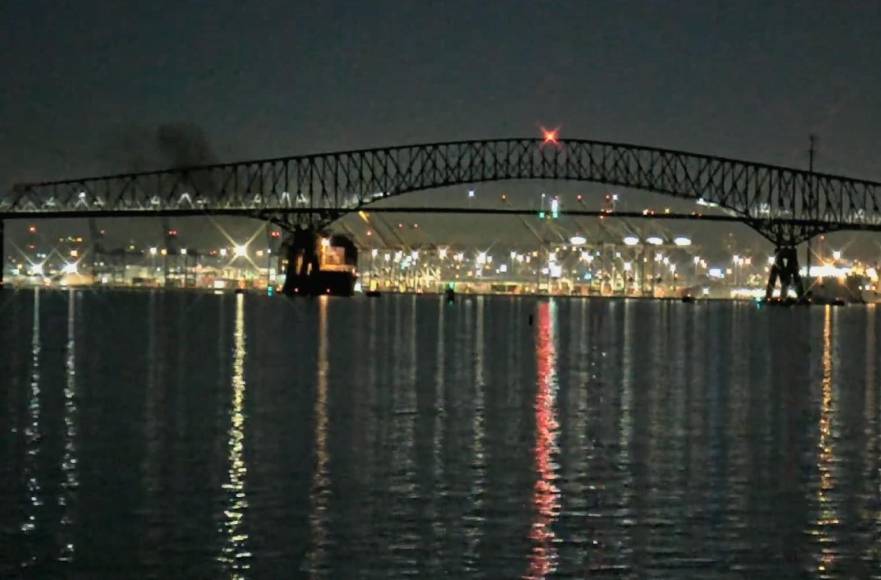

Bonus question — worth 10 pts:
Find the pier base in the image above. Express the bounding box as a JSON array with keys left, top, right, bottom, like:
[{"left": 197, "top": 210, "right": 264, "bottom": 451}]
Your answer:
[
  {"left": 765, "top": 246, "right": 806, "bottom": 302},
  {"left": 281, "top": 226, "right": 321, "bottom": 295}
]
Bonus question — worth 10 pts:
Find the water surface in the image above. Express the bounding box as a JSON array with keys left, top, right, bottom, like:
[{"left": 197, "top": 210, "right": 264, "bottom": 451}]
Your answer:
[{"left": 1, "top": 289, "right": 880, "bottom": 578}]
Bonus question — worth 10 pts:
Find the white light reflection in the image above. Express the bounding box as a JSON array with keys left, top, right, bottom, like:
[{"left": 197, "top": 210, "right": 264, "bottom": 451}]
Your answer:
[
  {"left": 815, "top": 306, "right": 839, "bottom": 575},
  {"left": 21, "top": 289, "right": 42, "bottom": 566},
  {"left": 219, "top": 293, "right": 251, "bottom": 575},
  {"left": 58, "top": 290, "right": 79, "bottom": 563},
  {"left": 466, "top": 296, "right": 487, "bottom": 566},
  {"left": 432, "top": 294, "right": 447, "bottom": 560},
  {"left": 306, "top": 297, "right": 330, "bottom": 575},
  {"left": 527, "top": 300, "right": 560, "bottom": 579}
]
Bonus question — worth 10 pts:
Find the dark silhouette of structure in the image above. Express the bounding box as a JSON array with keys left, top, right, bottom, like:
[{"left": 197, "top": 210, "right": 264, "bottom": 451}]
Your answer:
[{"left": 6, "top": 137, "right": 881, "bottom": 297}]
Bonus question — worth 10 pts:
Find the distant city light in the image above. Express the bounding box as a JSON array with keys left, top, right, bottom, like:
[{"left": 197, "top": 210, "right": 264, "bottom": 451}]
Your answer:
[
  {"left": 32, "top": 263, "right": 44, "bottom": 276},
  {"left": 623, "top": 236, "right": 640, "bottom": 246},
  {"left": 62, "top": 263, "right": 77, "bottom": 275},
  {"left": 477, "top": 251, "right": 487, "bottom": 265},
  {"left": 673, "top": 236, "right": 692, "bottom": 247},
  {"left": 220, "top": 248, "right": 228, "bottom": 257},
  {"left": 696, "top": 197, "right": 718, "bottom": 208},
  {"left": 709, "top": 268, "right": 724, "bottom": 279},
  {"left": 149, "top": 247, "right": 158, "bottom": 256},
  {"left": 371, "top": 249, "right": 378, "bottom": 258},
  {"left": 181, "top": 248, "right": 188, "bottom": 256},
  {"left": 569, "top": 235, "right": 586, "bottom": 246},
  {"left": 438, "top": 248, "right": 448, "bottom": 259},
  {"left": 468, "top": 189, "right": 475, "bottom": 198}
]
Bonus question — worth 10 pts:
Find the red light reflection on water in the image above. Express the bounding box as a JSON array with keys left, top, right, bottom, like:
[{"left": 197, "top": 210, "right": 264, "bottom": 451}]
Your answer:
[{"left": 526, "top": 301, "right": 560, "bottom": 579}]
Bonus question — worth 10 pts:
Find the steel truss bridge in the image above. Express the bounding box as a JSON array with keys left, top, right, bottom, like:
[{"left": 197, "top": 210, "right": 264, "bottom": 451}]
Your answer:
[{"left": 4, "top": 137, "right": 881, "bottom": 297}]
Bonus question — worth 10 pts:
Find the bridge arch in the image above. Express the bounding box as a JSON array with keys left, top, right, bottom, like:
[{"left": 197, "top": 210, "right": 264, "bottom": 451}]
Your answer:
[{"left": 11, "top": 138, "right": 881, "bottom": 247}]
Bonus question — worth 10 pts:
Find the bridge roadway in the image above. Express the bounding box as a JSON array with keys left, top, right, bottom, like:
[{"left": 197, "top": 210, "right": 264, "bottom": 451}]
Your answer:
[{"left": 4, "top": 137, "right": 881, "bottom": 297}]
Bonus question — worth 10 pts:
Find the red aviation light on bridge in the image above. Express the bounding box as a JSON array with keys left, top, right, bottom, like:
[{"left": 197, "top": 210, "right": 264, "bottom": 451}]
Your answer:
[{"left": 540, "top": 126, "right": 560, "bottom": 146}]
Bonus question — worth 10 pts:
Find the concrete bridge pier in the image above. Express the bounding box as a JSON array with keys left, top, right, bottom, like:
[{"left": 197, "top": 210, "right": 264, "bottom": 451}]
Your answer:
[
  {"left": 765, "top": 246, "right": 805, "bottom": 302},
  {"left": 281, "top": 226, "right": 321, "bottom": 295}
]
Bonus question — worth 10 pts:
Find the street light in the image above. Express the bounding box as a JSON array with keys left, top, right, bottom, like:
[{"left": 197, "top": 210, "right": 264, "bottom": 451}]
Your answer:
[{"left": 234, "top": 244, "right": 247, "bottom": 258}]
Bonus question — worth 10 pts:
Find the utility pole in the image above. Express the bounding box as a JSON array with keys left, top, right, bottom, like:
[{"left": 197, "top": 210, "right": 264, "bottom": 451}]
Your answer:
[{"left": 806, "top": 135, "right": 817, "bottom": 293}]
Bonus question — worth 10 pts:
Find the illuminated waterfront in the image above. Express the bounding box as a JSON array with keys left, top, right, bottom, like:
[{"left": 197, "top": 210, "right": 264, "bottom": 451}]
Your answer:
[
  {"left": 4, "top": 218, "right": 879, "bottom": 302},
  {"left": 3, "top": 290, "right": 881, "bottom": 577}
]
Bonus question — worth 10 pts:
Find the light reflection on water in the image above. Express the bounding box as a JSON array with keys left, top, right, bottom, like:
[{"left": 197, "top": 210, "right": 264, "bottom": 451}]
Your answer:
[
  {"left": 219, "top": 292, "right": 251, "bottom": 575},
  {"left": 527, "top": 300, "right": 560, "bottom": 579},
  {"left": 3, "top": 290, "right": 881, "bottom": 578},
  {"left": 58, "top": 290, "right": 79, "bottom": 563}
]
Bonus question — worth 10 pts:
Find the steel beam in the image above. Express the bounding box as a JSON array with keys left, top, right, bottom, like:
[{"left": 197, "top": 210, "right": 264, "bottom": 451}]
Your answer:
[{"left": 5, "top": 137, "right": 881, "bottom": 248}]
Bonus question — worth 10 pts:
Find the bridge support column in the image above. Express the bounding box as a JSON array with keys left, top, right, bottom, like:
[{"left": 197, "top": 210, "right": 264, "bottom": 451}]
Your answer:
[
  {"left": 0, "top": 219, "right": 4, "bottom": 289},
  {"left": 281, "top": 226, "right": 321, "bottom": 295},
  {"left": 765, "top": 246, "right": 805, "bottom": 302}
]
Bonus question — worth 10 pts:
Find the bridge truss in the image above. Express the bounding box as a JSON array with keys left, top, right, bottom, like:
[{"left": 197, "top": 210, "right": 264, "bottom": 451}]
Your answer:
[
  {"left": 5, "top": 137, "right": 881, "bottom": 246},
  {"left": 5, "top": 137, "right": 881, "bottom": 298}
]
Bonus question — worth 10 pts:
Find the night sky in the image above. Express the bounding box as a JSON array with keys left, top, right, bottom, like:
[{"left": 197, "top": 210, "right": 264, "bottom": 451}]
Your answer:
[{"left": 2, "top": 1, "right": 881, "bottom": 252}]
